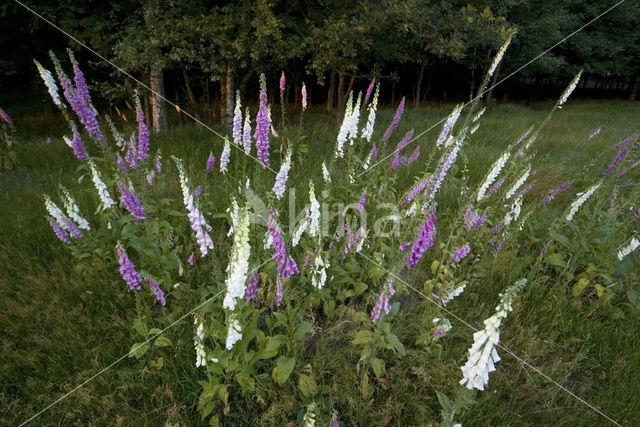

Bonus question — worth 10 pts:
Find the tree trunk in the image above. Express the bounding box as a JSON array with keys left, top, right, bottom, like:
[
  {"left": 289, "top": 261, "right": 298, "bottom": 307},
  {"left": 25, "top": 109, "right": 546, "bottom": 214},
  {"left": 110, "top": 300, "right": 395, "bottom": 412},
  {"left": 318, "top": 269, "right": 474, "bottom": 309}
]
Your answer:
[
  {"left": 337, "top": 72, "right": 345, "bottom": 111},
  {"left": 220, "top": 73, "right": 227, "bottom": 125},
  {"left": 182, "top": 68, "right": 200, "bottom": 120},
  {"left": 345, "top": 73, "right": 356, "bottom": 99},
  {"left": 149, "top": 64, "right": 168, "bottom": 132},
  {"left": 226, "top": 66, "right": 234, "bottom": 130},
  {"left": 174, "top": 84, "right": 182, "bottom": 125},
  {"left": 326, "top": 72, "right": 335, "bottom": 112},
  {"left": 143, "top": 1, "right": 168, "bottom": 133},
  {"left": 630, "top": 74, "right": 640, "bottom": 101},
  {"left": 415, "top": 62, "right": 426, "bottom": 108}
]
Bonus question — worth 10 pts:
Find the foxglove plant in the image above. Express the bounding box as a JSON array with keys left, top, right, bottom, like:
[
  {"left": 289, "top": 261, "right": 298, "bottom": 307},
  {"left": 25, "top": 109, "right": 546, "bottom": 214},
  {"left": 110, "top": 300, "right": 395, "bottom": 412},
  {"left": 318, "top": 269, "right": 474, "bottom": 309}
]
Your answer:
[
  {"left": 233, "top": 91, "right": 243, "bottom": 146},
  {"left": 477, "top": 151, "right": 511, "bottom": 201},
  {"left": 220, "top": 138, "right": 231, "bottom": 173},
  {"left": 335, "top": 92, "right": 353, "bottom": 158},
  {"left": 206, "top": 153, "right": 215, "bottom": 172},
  {"left": 60, "top": 186, "right": 90, "bottom": 230},
  {"left": 618, "top": 237, "right": 640, "bottom": 260},
  {"left": 381, "top": 97, "right": 405, "bottom": 143},
  {"left": 70, "top": 128, "right": 87, "bottom": 162},
  {"left": 223, "top": 205, "right": 251, "bottom": 311},
  {"left": 273, "top": 150, "right": 292, "bottom": 199},
  {"left": 301, "top": 83, "right": 308, "bottom": 111},
  {"left": 356, "top": 191, "right": 367, "bottom": 214},
  {"left": 117, "top": 183, "right": 145, "bottom": 223},
  {"left": 117, "top": 244, "right": 142, "bottom": 291},
  {"left": 245, "top": 271, "right": 259, "bottom": 305},
  {"left": 460, "top": 279, "right": 527, "bottom": 390},
  {"left": 322, "top": 162, "right": 331, "bottom": 183},
  {"left": 407, "top": 210, "right": 436, "bottom": 268},
  {"left": 361, "top": 83, "right": 380, "bottom": 142},
  {"left": 147, "top": 278, "right": 166, "bottom": 306},
  {"left": 242, "top": 109, "right": 252, "bottom": 155},
  {"left": 504, "top": 166, "right": 531, "bottom": 199},
  {"left": 88, "top": 160, "right": 115, "bottom": 210},
  {"left": 173, "top": 156, "right": 214, "bottom": 256},
  {"left": 49, "top": 220, "right": 71, "bottom": 244},
  {"left": 452, "top": 245, "right": 471, "bottom": 263},
  {"left": 226, "top": 315, "right": 243, "bottom": 350},
  {"left": 436, "top": 104, "right": 462, "bottom": 147},
  {"left": 34, "top": 60, "right": 64, "bottom": 109},
  {"left": 135, "top": 96, "right": 150, "bottom": 160},
  {"left": 566, "top": 183, "right": 601, "bottom": 221},
  {"left": 254, "top": 74, "right": 271, "bottom": 168}
]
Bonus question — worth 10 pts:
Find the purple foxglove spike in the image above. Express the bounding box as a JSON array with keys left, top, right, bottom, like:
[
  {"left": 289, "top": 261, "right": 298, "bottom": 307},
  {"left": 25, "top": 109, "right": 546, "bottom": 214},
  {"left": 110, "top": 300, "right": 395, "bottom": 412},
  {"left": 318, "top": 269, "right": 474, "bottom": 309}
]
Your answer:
[
  {"left": 50, "top": 221, "right": 71, "bottom": 244},
  {"left": 403, "top": 179, "right": 429, "bottom": 207},
  {"left": 279, "top": 72, "right": 286, "bottom": 92},
  {"left": 275, "top": 280, "right": 283, "bottom": 307},
  {"left": 586, "top": 128, "right": 601, "bottom": 143},
  {"left": 404, "top": 147, "right": 420, "bottom": 167},
  {"left": 136, "top": 108, "right": 150, "bottom": 160},
  {"left": 0, "top": 108, "right": 13, "bottom": 125},
  {"left": 71, "top": 129, "right": 87, "bottom": 162},
  {"left": 246, "top": 272, "right": 259, "bottom": 305},
  {"left": 381, "top": 97, "right": 405, "bottom": 143},
  {"left": 59, "top": 71, "right": 104, "bottom": 142},
  {"left": 356, "top": 191, "right": 367, "bottom": 214},
  {"left": 64, "top": 220, "right": 83, "bottom": 239},
  {"left": 254, "top": 75, "right": 270, "bottom": 167},
  {"left": 69, "top": 52, "right": 92, "bottom": 107},
  {"left": 206, "top": 153, "right": 215, "bottom": 172},
  {"left": 391, "top": 129, "right": 414, "bottom": 172},
  {"left": 407, "top": 210, "right": 437, "bottom": 268},
  {"left": 125, "top": 135, "right": 138, "bottom": 169},
  {"left": 188, "top": 253, "right": 194, "bottom": 266},
  {"left": 452, "top": 245, "right": 471, "bottom": 263},
  {"left": 147, "top": 278, "right": 166, "bottom": 305},
  {"left": 487, "top": 178, "right": 505, "bottom": 197},
  {"left": 117, "top": 247, "right": 142, "bottom": 291},
  {"left": 117, "top": 155, "right": 127, "bottom": 174},
  {"left": 364, "top": 78, "right": 375, "bottom": 104},
  {"left": 118, "top": 183, "right": 145, "bottom": 223}
]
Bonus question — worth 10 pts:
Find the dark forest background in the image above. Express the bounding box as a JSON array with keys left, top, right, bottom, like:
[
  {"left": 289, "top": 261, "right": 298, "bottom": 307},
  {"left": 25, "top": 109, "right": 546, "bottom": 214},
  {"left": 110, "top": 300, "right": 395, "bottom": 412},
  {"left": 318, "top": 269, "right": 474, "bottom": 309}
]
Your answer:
[{"left": 1, "top": 0, "right": 639, "bottom": 127}]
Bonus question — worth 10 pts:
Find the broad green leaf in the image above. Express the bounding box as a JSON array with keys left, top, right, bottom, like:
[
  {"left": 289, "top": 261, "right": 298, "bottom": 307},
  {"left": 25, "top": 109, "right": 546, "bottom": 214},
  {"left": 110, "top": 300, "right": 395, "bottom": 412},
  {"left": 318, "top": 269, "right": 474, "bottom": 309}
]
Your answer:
[
  {"left": 273, "top": 356, "right": 296, "bottom": 385},
  {"left": 371, "top": 357, "right": 385, "bottom": 379},
  {"left": 217, "top": 385, "right": 229, "bottom": 405},
  {"left": 431, "top": 260, "right": 439, "bottom": 275},
  {"left": 266, "top": 335, "right": 288, "bottom": 351},
  {"left": 133, "top": 318, "right": 148, "bottom": 337},
  {"left": 298, "top": 374, "right": 317, "bottom": 398},
  {"left": 436, "top": 390, "right": 453, "bottom": 414},
  {"left": 546, "top": 252, "right": 566, "bottom": 268},
  {"left": 386, "top": 332, "right": 406, "bottom": 355},
  {"left": 128, "top": 342, "right": 149, "bottom": 359},
  {"left": 252, "top": 348, "right": 278, "bottom": 361},
  {"left": 627, "top": 289, "right": 640, "bottom": 311},
  {"left": 154, "top": 335, "right": 173, "bottom": 347},
  {"left": 294, "top": 321, "right": 314, "bottom": 340},
  {"left": 147, "top": 328, "right": 163, "bottom": 336},
  {"left": 352, "top": 329, "right": 373, "bottom": 345},
  {"left": 235, "top": 373, "right": 255, "bottom": 395}
]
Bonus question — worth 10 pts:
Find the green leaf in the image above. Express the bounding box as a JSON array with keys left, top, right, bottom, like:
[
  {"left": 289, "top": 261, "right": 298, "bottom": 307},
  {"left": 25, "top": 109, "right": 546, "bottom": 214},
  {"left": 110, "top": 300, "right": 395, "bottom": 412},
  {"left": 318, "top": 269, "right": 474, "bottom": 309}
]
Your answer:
[
  {"left": 370, "top": 357, "right": 385, "bottom": 379},
  {"left": 572, "top": 278, "right": 589, "bottom": 297},
  {"left": 368, "top": 265, "right": 385, "bottom": 282},
  {"left": 351, "top": 329, "right": 373, "bottom": 345},
  {"left": 353, "top": 281, "right": 368, "bottom": 296},
  {"left": 273, "top": 312, "right": 288, "bottom": 326},
  {"left": 154, "top": 335, "right": 173, "bottom": 347},
  {"left": 266, "top": 335, "right": 288, "bottom": 351},
  {"left": 294, "top": 321, "right": 313, "bottom": 340},
  {"left": 627, "top": 289, "right": 640, "bottom": 311},
  {"left": 147, "top": 328, "right": 163, "bottom": 336},
  {"left": 546, "top": 252, "right": 566, "bottom": 268},
  {"left": 385, "top": 332, "right": 406, "bottom": 355},
  {"left": 298, "top": 374, "right": 317, "bottom": 398},
  {"left": 431, "top": 260, "right": 439, "bottom": 275},
  {"left": 361, "top": 372, "right": 373, "bottom": 398},
  {"left": 217, "top": 385, "right": 229, "bottom": 405},
  {"left": 252, "top": 348, "right": 278, "bottom": 361},
  {"left": 133, "top": 318, "right": 148, "bottom": 337},
  {"left": 235, "top": 373, "right": 255, "bottom": 395},
  {"left": 201, "top": 401, "right": 215, "bottom": 421},
  {"left": 273, "top": 356, "right": 296, "bottom": 385},
  {"left": 128, "top": 342, "right": 149, "bottom": 359},
  {"left": 351, "top": 311, "right": 369, "bottom": 324},
  {"left": 436, "top": 390, "right": 453, "bottom": 414}
]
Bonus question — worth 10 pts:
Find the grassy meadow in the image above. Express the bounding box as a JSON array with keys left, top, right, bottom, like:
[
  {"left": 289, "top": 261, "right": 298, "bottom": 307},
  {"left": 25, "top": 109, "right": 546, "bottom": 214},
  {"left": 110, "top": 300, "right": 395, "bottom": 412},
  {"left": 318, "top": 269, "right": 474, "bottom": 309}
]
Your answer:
[{"left": 1, "top": 99, "right": 640, "bottom": 425}]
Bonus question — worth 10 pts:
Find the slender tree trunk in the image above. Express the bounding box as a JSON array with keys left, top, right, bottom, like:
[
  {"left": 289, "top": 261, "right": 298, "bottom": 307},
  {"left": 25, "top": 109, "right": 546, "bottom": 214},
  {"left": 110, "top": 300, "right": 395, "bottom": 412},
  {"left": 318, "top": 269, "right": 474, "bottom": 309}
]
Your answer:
[
  {"left": 182, "top": 68, "right": 200, "bottom": 120},
  {"left": 149, "top": 64, "right": 168, "bottom": 132},
  {"left": 220, "top": 73, "right": 227, "bottom": 125},
  {"left": 226, "top": 66, "right": 234, "bottom": 130},
  {"left": 630, "top": 74, "right": 640, "bottom": 101},
  {"left": 143, "top": 1, "right": 168, "bottom": 132},
  {"left": 415, "top": 62, "right": 426, "bottom": 108},
  {"left": 345, "top": 73, "right": 356, "bottom": 98},
  {"left": 337, "top": 72, "right": 345, "bottom": 111},
  {"left": 326, "top": 72, "right": 335, "bottom": 112}
]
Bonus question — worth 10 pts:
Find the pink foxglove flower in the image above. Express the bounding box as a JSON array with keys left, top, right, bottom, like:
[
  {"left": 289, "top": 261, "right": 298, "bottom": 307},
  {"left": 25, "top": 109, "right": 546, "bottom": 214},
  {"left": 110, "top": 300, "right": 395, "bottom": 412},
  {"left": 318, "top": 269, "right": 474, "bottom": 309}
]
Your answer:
[
  {"left": 70, "top": 128, "right": 87, "bottom": 162},
  {"left": 245, "top": 272, "right": 259, "bottom": 306},
  {"left": 220, "top": 139, "right": 231, "bottom": 173},
  {"left": 301, "top": 83, "right": 307, "bottom": 111},
  {"left": 0, "top": 108, "right": 13, "bottom": 125},
  {"left": 136, "top": 107, "right": 150, "bottom": 160},
  {"left": 279, "top": 71, "right": 286, "bottom": 92},
  {"left": 364, "top": 78, "right": 375, "bottom": 104},
  {"left": 356, "top": 191, "right": 367, "bottom": 214},
  {"left": 188, "top": 253, "right": 194, "bottom": 266},
  {"left": 206, "top": 153, "right": 215, "bottom": 172}
]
